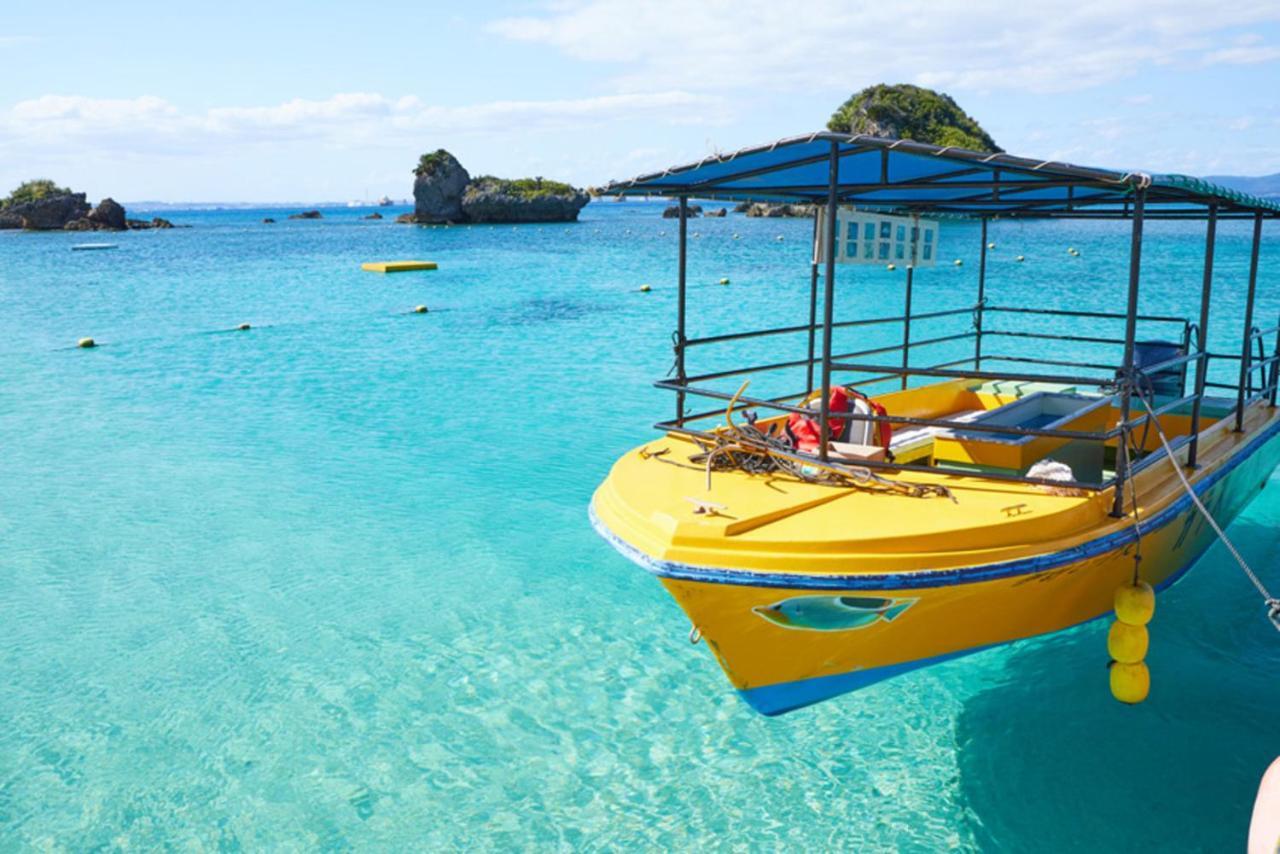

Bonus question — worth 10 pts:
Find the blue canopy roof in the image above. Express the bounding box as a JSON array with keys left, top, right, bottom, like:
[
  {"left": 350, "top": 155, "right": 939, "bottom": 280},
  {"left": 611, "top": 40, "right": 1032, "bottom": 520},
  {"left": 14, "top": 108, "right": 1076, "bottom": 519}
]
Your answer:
[{"left": 599, "top": 132, "right": 1280, "bottom": 219}]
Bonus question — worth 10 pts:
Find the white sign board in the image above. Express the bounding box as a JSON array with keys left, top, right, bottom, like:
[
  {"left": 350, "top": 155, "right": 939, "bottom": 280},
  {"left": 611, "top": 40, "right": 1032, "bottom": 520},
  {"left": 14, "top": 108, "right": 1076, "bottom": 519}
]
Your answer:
[{"left": 815, "top": 208, "right": 938, "bottom": 267}]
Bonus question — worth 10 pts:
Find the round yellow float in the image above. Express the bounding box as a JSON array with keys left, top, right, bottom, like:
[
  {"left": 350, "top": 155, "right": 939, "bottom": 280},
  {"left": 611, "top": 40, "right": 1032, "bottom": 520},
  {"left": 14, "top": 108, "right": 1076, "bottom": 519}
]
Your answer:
[
  {"left": 1115, "top": 581, "right": 1155, "bottom": 626},
  {"left": 1110, "top": 661, "right": 1150, "bottom": 704}
]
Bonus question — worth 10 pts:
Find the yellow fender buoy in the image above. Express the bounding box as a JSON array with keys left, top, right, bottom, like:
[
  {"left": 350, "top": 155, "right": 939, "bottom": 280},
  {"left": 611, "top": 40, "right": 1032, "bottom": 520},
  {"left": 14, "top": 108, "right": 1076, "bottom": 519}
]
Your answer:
[
  {"left": 1115, "top": 581, "right": 1155, "bottom": 625},
  {"left": 77, "top": 337, "right": 96, "bottom": 349},
  {"left": 1109, "top": 580, "right": 1154, "bottom": 703},
  {"left": 1107, "top": 621, "right": 1149, "bottom": 663},
  {"left": 1110, "top": 661, "right": 1150, "bottom": 704}
]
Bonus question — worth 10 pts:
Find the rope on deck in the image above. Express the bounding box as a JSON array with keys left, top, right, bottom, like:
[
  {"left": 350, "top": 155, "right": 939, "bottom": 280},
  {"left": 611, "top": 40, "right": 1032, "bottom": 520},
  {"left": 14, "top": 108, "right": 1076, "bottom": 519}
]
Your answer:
[{"left": 689, "top": 381, "right": 954, "bottom": 501}]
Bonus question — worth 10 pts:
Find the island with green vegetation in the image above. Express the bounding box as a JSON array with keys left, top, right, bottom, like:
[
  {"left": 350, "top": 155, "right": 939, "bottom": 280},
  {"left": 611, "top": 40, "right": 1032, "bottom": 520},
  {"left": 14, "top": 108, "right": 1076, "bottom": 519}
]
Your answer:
[
  {"left": 0, "top": 178, "right": 175, "bottom": 231},
  {"left": 827, "top": 83, "right": 1000, "bottom": 151},
  {"left": 407, "top": 149, "right": 589, "bottom": 224}
]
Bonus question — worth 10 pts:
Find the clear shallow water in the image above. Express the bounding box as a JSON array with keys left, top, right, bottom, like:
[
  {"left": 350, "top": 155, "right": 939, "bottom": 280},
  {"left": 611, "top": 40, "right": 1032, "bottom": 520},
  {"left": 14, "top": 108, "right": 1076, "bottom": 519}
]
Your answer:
[{"left": 0, "top": 202, "right": 1278, "bottom": 850}]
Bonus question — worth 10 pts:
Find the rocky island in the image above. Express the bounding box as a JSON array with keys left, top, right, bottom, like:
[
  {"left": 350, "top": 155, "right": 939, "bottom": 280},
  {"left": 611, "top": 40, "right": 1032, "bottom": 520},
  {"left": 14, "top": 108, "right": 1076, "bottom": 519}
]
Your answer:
[
  {"left": 0, "top": 179, "right": 175, "bottom": 231},
  {"left": 407, "top": 150, "right": 588, "bottom": 224}
]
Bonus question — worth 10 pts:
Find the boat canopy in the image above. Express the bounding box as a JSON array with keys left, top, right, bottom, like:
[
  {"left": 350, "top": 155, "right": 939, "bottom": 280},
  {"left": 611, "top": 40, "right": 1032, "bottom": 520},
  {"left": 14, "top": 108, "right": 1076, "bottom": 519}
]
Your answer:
[{"left": 599, "top": 132, "right": 1280, "bottom": 219}]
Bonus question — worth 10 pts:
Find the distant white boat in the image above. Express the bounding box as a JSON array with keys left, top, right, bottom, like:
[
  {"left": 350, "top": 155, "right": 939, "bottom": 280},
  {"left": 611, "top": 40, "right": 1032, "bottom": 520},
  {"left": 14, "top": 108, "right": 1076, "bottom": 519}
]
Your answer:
[
  {"left": 71, "top": 243, "right": 117, "bottom": 251},
  {"left": 378, "top": 195, "right": 393, "bottom": 206}
]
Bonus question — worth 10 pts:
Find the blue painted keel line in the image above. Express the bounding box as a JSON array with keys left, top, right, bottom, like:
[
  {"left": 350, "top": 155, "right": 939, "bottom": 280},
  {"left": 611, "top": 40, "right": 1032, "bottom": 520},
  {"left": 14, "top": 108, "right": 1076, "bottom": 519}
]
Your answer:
[{"left": 590, "top": 416, "right": 1280, "bottom": 592}]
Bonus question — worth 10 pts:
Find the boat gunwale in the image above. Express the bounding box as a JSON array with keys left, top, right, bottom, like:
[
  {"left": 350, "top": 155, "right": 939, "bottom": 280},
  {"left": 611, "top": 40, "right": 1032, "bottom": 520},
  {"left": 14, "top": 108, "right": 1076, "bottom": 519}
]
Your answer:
[{"left": 591, "top": 410, "right": 1280, "bottom": 591}]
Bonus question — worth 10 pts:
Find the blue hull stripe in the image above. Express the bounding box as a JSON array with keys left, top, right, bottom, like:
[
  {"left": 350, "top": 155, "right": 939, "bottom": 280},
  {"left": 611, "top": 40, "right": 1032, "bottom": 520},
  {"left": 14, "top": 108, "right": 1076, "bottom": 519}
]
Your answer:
[{"left": 590, "top": 415, "right": 1280, "bottom": 592}]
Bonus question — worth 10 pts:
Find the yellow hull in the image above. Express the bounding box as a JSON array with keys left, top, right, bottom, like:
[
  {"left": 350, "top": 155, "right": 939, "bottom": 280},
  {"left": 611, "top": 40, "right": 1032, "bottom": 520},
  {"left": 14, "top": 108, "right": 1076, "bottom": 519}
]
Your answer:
[{"left": 591, "top": 398, "right": 1280, "bottom": 715}]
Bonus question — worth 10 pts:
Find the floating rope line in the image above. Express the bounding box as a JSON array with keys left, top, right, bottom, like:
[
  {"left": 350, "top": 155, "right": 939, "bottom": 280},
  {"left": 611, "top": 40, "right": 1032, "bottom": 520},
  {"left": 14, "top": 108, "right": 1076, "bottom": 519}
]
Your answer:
[{"left": 1135, "top": 392, "right": 1280, "bottom": 632}]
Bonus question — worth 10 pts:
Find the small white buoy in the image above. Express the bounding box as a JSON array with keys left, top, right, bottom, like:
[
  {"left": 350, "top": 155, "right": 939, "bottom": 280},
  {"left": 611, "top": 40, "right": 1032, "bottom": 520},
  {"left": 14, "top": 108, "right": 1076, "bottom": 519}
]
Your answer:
[
  {"left": 639, "top": 284, "right": 651, "bottom": 293},
  {"left": 886, "top": 263, "right": 897, "bottom": 271},
  {"left": 776, "top": 235, "right": 784, "bottom": 242},
  {"left": 1015, "top": 255, "right": 1026, "bottom": 262},
  {"left": 412, "top": 305, "right": 428, "bottom": 314},
  {"left": 733, "top": 233, "right": 740, "bottom": 240},
  {"left": 237, "top": 322, "right": 251, "bottom": 331},
  {"left": 954, "top": 259, "right": 963, "bottom": 267},
  {"left": 77, "top": 337, "right": 96, "bottom": 349},
  {"left": 718, "top": 277, "right": 730, "bottom": 285},
  {"left": 987, "top": 242, "right": 996, "bottom": 250}
]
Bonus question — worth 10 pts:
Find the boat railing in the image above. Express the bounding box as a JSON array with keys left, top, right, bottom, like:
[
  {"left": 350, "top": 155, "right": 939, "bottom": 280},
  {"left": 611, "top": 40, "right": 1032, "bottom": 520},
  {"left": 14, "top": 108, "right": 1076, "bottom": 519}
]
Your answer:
[
  {"left": 659, "top": 358, "right": 1218, "bottom": 493},
  {"left": 660, "top": 302, "right": 1277, "bottom": 492}
]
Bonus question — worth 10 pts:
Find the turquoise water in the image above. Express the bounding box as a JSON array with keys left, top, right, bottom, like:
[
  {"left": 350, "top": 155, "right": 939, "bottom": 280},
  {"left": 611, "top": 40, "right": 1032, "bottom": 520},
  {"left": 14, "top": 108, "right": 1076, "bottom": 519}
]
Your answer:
[{"left": 1, "top": 201, "right": 1278, "bottom": 850}]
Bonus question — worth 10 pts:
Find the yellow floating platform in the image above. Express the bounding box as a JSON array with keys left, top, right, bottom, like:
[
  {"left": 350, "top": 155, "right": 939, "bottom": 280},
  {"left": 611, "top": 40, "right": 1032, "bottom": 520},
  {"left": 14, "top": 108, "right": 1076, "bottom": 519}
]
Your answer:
[{"left": 361, "top": 260, "right": 437, "bottom": 273}]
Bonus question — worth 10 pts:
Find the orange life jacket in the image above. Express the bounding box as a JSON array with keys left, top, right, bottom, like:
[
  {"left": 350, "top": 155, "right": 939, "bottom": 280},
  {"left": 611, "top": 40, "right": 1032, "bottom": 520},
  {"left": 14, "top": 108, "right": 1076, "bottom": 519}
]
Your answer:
[
  {"left": 787, "top": 386, "right": 850, "bottom": 452},
  {"left": 787, "top": 386, "right": 894, "bottom": 458}
]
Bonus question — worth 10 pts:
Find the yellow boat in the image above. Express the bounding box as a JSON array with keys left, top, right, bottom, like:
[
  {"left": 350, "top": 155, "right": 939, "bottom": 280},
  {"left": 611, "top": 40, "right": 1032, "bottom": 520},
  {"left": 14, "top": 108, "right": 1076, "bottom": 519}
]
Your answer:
[{"left": 589, "top": 133, "right": 1280, "bottom": 715}]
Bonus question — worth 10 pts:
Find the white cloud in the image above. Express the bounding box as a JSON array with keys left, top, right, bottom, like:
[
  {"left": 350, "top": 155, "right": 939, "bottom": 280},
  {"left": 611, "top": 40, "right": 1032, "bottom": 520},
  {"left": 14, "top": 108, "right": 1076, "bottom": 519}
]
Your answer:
[
  {"left": 490, "top": 0, "right": 1280, "bottom": 94},
  {"left": 1201, "top": 44, "right": 1280, "bottom": 65},
  {"left": 0, "top": 90, "right": 724, "bottom": 155}
]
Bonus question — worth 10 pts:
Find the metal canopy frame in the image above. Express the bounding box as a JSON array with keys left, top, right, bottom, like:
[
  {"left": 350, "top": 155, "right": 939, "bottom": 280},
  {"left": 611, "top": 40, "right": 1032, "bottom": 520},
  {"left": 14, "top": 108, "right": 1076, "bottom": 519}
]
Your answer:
[
  {"left": 611, "top": 132, "right": 1276, "bottom": 504},
  {"left": 601, "top": 132, "right": 1280, "bottom": 219}
]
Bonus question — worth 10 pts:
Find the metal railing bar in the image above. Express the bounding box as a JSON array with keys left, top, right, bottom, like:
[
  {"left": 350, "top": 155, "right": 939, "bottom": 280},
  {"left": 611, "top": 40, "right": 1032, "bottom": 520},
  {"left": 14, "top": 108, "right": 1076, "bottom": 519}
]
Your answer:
[
  {"left": 685, "top": 306, "right": 976, "bottom": 348},
  {"left": 684, "top": 331, "right": 976, "bottom": 383},
  {"left": 983, "top": 329, "right": 1131, "bottom": 347},
  {"left": 827, "top": 362, "right": 1113, "bottom": 386},
  {"left": 984, "top": 305, "right": 1189, "bottom": 325},
  {"left": 661, "top": 381, "right": 1117, "bottom": 441},
  {"left": 981, "top": 354, "right": 1122, "bottom": 372}
]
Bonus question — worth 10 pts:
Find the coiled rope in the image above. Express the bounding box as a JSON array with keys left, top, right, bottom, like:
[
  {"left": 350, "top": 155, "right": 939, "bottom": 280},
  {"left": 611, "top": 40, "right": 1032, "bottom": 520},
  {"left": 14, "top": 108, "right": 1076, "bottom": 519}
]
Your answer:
[
  {"left": 688, "top": 381, "right": 954, "bottom": 501},
  {"left": 1134, "top": 392, "right": 1280, "bottom": 632}
]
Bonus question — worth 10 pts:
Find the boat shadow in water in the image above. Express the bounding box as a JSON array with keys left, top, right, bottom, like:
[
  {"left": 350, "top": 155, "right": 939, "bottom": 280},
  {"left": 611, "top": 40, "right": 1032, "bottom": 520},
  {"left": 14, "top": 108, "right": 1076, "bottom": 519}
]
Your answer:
[{"left": 953, "top": 517, "right": 1280, "bottom": 852}]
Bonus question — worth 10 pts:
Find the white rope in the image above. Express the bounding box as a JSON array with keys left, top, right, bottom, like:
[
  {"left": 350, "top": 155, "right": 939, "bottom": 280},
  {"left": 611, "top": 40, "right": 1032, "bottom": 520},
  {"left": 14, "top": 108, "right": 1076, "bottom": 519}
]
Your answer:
[{"left": 1135, "top": 394, "right": 1280, "bottom": 631}]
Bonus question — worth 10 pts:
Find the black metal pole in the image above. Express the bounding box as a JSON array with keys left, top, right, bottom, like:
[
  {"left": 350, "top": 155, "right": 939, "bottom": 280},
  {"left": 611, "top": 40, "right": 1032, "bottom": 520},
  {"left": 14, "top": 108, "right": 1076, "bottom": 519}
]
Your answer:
[
  {"left": 1236, "top": 212, "right": 1263, "bottom": 431},
  {"left": 975, "top": 218, "right": 988, "bottom": 369},
  {"left": 1111, "top": 187, "right": 1146, "bottom": 518},
  {"left": 675, "top": 195, "right": 688, "bottom": 424},
  {"left": 817, "top": 141, "right": 840, "bottom": 461},
  {"left": 807, "top": 211, "right": 819, "bottom": 392},
  {"left": 901, "top": 219, "right": 917, "bottom": 390},
  {"left": 1187, "top": 205, "right": 1216, "bottom": 467},
  {"left": 1271, "top": 319, "right": 1280, "bottom": 406}
]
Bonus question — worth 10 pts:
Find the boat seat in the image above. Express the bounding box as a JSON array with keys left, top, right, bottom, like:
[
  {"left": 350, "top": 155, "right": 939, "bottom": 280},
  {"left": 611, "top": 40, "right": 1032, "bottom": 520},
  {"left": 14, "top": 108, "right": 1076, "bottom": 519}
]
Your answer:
[{"left": 890, "top": 409, "right": 984, "bottom": 464}]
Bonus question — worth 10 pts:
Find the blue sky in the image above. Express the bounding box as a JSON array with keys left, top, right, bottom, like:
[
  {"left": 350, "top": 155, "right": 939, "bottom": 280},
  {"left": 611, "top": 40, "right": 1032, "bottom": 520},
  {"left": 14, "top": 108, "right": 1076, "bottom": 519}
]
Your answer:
[{"left": 2, "top": 1, "right": 1279, "bottom": 202}]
